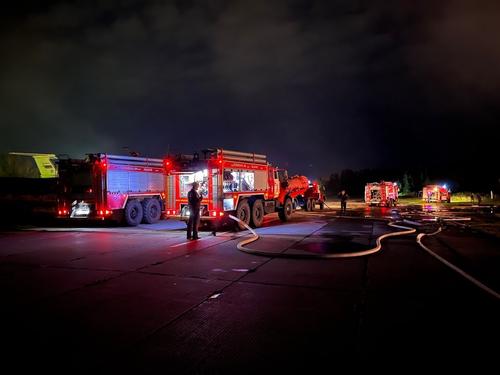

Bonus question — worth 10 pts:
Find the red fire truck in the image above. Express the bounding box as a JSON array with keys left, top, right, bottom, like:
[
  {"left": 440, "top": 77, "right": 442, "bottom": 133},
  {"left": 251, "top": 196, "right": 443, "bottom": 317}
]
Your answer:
[
  {"left": 164, "top": 148, "right": 320, "bottom": 229},
  {"left": 308, "top": 180, "right": 326, "bottom": 210},
  {"left": 364, "top": 181, "right": 398, "bottom": 207},
  {"left": 57, "top": 154, "right": 166, "bottom": 226},
  {"left": 281, "top": 175, "right": 326, "bottom": 211},
  {"left": 422, "top": 184, "right": 451, "bottom": 203}
]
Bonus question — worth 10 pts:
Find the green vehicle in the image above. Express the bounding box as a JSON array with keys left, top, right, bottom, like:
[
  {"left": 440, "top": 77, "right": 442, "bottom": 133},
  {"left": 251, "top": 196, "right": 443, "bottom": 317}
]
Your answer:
[{"left": 0, "top": 152, "right": 59, "bottom": 221}]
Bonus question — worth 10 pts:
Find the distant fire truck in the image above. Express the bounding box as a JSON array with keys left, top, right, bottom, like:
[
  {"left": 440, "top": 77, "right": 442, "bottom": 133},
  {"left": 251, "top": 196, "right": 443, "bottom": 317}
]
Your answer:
[
  {"left": 364, "top": 181, "right": 398, "bottom": 207},
  {"left": 57, "top": 154, "right": 166, "bottom": 225},
  {"left": 164, "top": 149, "right": 322, "bottom": 229},
  {"left": 422, "top": 184, "right": 451, "bottom": 203}
]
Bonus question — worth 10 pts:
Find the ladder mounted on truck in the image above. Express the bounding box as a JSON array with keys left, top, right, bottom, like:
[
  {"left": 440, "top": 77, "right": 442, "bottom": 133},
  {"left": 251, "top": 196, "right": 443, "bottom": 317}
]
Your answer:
[{"left": 202, "top": 149, "right": 268, "bottom": 165}]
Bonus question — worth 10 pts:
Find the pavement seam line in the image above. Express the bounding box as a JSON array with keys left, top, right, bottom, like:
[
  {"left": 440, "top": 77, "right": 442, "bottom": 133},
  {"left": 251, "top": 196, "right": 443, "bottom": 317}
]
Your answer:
[
  {"left": 131, "top": 236, "right": 279, "bottom": 351},
  {"left": 135, "top": 233, "right": 246, "bottom": 272}
]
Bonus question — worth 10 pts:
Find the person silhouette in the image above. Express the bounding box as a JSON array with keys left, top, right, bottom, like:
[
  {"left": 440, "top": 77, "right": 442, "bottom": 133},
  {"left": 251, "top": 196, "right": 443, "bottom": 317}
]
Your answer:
[
  {"left": 338, "top": 190, "right": 349, "bottom": 214},
  {"left": 187, "top": 181, "right": 203, "bottom": 240}
]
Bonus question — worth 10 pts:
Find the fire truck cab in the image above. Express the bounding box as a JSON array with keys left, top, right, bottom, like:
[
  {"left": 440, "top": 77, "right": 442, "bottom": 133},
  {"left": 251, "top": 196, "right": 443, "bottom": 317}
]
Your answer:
[
  {"left": 365, "top": 181, "right": 398, "bottom": 207},
  {"left": 422, "top": 185, "right": 451, "bottom": 203},
  {"left": 164, "top": 149, "right": 290, "bottom": 229}
]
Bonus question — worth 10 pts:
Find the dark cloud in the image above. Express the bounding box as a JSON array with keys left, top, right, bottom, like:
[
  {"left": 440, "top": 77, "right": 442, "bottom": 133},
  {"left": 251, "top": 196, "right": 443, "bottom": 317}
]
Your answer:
[{"left": 0, "top": 0, "right": 498, "bottom": 179}]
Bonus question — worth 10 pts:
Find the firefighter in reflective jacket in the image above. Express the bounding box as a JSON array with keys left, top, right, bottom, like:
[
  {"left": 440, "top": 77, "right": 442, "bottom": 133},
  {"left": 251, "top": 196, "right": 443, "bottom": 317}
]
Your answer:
[{"left": 187, "top": 181, "right": 203, "bottom": 240}]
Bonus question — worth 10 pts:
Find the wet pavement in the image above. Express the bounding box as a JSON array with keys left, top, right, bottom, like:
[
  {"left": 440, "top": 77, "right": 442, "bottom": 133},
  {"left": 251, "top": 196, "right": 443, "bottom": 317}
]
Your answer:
[{"left": 0, "top": 203, "right": 499, "bottom": 372}]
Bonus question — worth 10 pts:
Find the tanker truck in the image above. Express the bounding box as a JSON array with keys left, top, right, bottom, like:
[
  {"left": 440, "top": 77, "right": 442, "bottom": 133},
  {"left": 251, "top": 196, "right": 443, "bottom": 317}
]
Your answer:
[
  {"left": 278, "top": 173, "right": 326, "bottom": 214},
  {"left": 57, "top": 153, "right": 166, "bottom": 225},
  {"left": 164, "top": 148, "right": 322, "bottom": 230}
]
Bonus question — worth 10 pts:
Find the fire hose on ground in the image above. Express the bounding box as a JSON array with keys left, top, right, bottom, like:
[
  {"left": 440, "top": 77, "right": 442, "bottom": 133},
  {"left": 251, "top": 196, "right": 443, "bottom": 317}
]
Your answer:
[
  {"left": 228, "top": 213, "right": 500, "bottom": 299},
  {"left": 228, "top": 214, "right": 416, "bottom": 259},
  {"left": 417, "top": 225, "right": 500, "bottom": 300}
]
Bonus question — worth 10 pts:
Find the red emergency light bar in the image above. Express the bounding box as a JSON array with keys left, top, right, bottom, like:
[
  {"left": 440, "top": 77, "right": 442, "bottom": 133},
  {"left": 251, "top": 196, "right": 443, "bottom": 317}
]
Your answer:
[{"left": 95, "top": 160, "right": 107, "bottom": 170}]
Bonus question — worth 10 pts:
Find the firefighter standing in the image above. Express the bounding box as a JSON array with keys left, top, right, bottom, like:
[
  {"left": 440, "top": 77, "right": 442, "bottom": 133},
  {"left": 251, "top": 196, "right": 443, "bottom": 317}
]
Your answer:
[
  {"left": 187, "top": 181, "right": 203, "bottom": 240},
  {"left": 338, "top": 190, "right": 349, "bottom": 214}
]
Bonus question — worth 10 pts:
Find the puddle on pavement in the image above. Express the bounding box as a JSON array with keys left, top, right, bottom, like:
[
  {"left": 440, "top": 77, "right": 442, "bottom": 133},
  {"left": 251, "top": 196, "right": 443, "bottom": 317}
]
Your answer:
[{"left": 293, "top": 235, "right": 371, "bottom": 254}]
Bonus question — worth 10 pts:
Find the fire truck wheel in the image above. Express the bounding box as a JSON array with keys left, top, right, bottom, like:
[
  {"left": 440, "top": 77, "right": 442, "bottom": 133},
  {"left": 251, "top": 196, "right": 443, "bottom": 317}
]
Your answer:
[
  {"left": 250, "top": 200, "right": 264, "bottom": 228},
  {"left": 279, "top": 198, "right": 293, "bottom": 222},
  {"left": 310, "top": 199, "right": 315, "bottom": 211},
  {"left": 142, "top": 198, "right": 161, "bottom": 224},
  {"left": 236, "top": 200, "right": 251, "bottom": 230},
  {"left": 305, "top": 199, "right": 312, "bottom": 211},
  {"left": 124, "top": 200, "right": 143, "bottom": 226}
]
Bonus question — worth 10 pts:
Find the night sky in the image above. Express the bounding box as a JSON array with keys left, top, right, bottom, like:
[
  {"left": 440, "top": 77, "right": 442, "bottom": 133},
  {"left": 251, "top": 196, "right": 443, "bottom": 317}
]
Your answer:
[{"left": 1, "top": 0, "right": 499, "bottom": 181}]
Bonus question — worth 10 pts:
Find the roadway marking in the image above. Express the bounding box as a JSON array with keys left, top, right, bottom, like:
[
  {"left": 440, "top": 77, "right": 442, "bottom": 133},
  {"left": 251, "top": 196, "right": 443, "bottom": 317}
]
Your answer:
[
  {"left": 417, "top": 229, "right": 500, "bottom": 300},
  {"left": 169, "top": 238, "right": 211, "bottom": 248},
  {"left": 168, "top": 231, "right": 238, "bottom": 247}
]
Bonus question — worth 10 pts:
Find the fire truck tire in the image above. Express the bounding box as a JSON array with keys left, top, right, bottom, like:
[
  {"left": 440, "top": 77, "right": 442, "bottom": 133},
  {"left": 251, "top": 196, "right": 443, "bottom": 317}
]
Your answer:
[
  {"left": 142, "top": 198, "right": 161, "bottom": 224},
  {"left": 310, "top": 199, "right": 315, "bottom": 211},
  {"left": 305, "top": 199, "right": 312, "bottom": 211},
  {"left": 236, "top": 200, "right": 251, "bottom": 230},
  {"left": 124, "top": 200, "right": 143, "bottom": 226},
  {"left": 279, "top": 198, "right": 293, "bottom": 222},
  {"left": 250, "top": 200, "right": 264, "bottom": 228}
]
